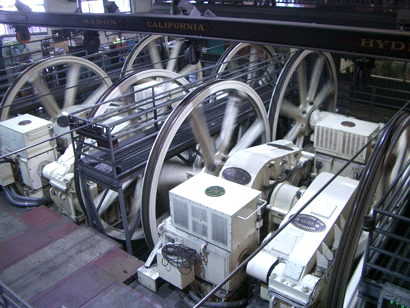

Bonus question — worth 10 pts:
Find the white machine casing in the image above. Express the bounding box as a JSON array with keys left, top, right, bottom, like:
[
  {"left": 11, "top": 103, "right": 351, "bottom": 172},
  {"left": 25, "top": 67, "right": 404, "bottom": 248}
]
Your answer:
[
  {"left": 247, "top": 172, "right": 359, "bottom": 307},
  {"left": 159, "top": 216, "right": 259, "bottom": 295},
  {"left": 169, "top": 172, "right": 261, "bottom": 252},
  {"left": 0, "top": 114, "right": 55, "bottom": 159},
  {"left": 219, "top": 140, "right": 306, "bottom": 190},
  {"left": 161, "top": 173, "right": 261, "bottom": 294},
  {"left": 0, "top": 114, "right": 57, "bottom": 194},
  {"left": 0, "top": 162, "right": 14, "bottom": 186},
  {"left": 156, "top": 240, "right": 196, "bottom": 290},
  {"left": 311, "top": 112, "right": 380, "bottom": 164}
]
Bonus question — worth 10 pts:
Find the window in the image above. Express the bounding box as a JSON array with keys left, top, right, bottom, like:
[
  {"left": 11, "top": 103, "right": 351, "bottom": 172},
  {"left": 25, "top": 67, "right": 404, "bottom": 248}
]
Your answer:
[
  {"left": 115, "top": 0, "right": 131, "bottom": 12},
  {"left": 0, "top": 0, "right": 45, "bottom": 12},
  {"left": 81, "top": 0, "right": 130, "bottom": 13},
  {"left": 81, "top": 0, "right": 105, "bottom": 13},
  {"left": 0, "top": 0, "right": 47, "bottom": 36}
]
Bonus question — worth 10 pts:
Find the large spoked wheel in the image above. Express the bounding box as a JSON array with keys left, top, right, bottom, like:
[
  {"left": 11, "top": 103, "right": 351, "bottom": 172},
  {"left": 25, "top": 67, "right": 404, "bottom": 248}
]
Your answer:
[
  {"left": 213, "top": 43, "right": 281, "bottom": 88},
  {"left": 326, "top": 112, "right": 410, "bottom": 308},
  {"left": 120, "top": 35, "right": 203, "bottom": 80},
  {"left": 141, "top": 80, "right": 271, "bottom": 249},
  {"left": 0, "top": 55, "right": 112, "bottom": 146},
  {"left": 75, "top": 69, "right": 190, "bottom": 241},
  {"left": 268, "top": 49, "right": 337, "bottom": 147}
]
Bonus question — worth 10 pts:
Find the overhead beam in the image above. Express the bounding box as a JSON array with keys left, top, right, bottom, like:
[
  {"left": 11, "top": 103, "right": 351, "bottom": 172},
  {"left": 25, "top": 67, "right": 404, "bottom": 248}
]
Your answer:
[{"left": 1, "top": 11, "right": 410, "bottom": 60}]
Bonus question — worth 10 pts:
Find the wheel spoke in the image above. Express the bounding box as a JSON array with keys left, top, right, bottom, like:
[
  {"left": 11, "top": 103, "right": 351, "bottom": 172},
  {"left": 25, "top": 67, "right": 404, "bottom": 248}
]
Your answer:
[
  {"left": 246, "top": 46, "right": 259, "bottom": 83},
  {"left": 189, "top": 107, "right": 216, "bottom": 170},
  {"left": 63, "top": 63, "right": 81, "bottom": 110},
  {"left": 388, "top": 127, "right": 410, "bottom": 186},
  {"left": 217, "top": 96, "right": 240, "bottom": 155},
  {"left": 148, "top": 40, "right": 164, "bottom": 70},
  {"left": 306, "top": 55, "right": 325, "bottom": 103},
  {"left": 96, "top": 179, "right": 134, "bottom": 215},
  {"left": 166, "top": 39, "right": 183, "bottom": 72},
  {"left": 259, "top": 63, "right": 275, "bottom": 86},
  {"left": 29, "top": 74, "right": 61, "bottom": 120},
  {"left": 284, "top": 121, "right": 303, "bottom": 143},
  {"left": 82, "top": 83, "right": 111, "bottom": 108},
  {"left": 178, "top": 64, "right": 200, "bottom": 78},
  {"left": 96, "top": 188, "right": 117, "bottom": 215},
  {"left": 131, "top": 177, "right": 142, "bottom": 213},
  {"left": 298, "top": 58, "right": 308, "bottom": 109},
  {"left": 268, "top": 50, "right": 337, "bottom": 143},
  {"left": 312, "top": 81, "right": 334, "bottom": 108},
  {"left": 159, "top": 159, "right": 191, "bottom": 189},
  {"left": 280, "top": 99, "right": 301, "bottom": 120},
  {"left": 229, "top": 118, "right": 265, "bottom": 155}
]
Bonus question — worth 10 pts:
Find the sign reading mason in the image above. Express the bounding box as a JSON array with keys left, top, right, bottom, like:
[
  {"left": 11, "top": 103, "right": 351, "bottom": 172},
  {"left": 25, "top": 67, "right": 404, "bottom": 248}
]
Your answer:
[
  {"left": 82, "top": 17, "right": 126, "bottom": 29},
  {"left": 83, "top": 18, "right": 118, "bottom": 26},
  {"left": 146, "top": 21, "right": 209, "bottom": 32}
]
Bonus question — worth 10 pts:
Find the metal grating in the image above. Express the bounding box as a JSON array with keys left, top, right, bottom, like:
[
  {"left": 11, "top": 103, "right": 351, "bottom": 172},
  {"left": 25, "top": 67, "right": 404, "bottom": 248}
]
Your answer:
[
  {"left": 211, "top": 213, "right": 228, "bottom": 247},
  {"left": 341, "top": 131, "right": 367, "bottom": 159},
  {"left": 192, "top": 220, "right": 208, "bottom": 238},
  {"left": 360, "top": 163, "right": 410, "bottom": 304},
  {"left": 173, "top": 198, "right": 189, "bottom": 230},
  {"left": 315, "top": 125, "right": 339, "bottom": 153}
]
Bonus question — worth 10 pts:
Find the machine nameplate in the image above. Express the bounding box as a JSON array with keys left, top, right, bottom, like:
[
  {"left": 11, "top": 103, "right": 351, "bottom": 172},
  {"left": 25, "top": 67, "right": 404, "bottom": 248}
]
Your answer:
[
  {"left": 205, "top": 186, "right": 225, "bottom": 197},
  {"left": 290, "top": 214, "right": 326, "bottom": 232},
  {"left": 222, "top": 167, "right": 252, "bottom": 185}
]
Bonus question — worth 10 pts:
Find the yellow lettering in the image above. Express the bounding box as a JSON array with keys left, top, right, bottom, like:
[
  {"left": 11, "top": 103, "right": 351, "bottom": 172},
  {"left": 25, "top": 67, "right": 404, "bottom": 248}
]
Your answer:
[
  {"left": 375, "top": 40, "right": 390, "bottom": 49},
  {"left": 391, "top": 41, "right": 405, "bottom": 51},
  {"left": 145, "top": 21, "right": 207, "bottom": 32},
  {"left": 361, "top": 38, "right": 374, "bottom": 48}
]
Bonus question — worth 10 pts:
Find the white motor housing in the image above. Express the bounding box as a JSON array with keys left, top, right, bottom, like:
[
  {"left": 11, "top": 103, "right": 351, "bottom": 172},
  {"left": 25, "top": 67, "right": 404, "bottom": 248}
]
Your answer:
[
  {"left": 247, "top": 172, "right": 359, "bottom": 307},
  {"left": 43, "top": 145, "right": 85, "bottom": 221},
  {"left": 220, "top": 140, "right": 313, "bottom": 191},
  {"left": 0, "top": 114, "right": 57, "bottom": 198},
  {"left": 169, "top": 172, "right": 261, "bottom": 252},
  {"left": 158, "top": 173, "right": 262, "bottom": 295},
  {"left": 311, "top": 111, "right": 381, "bottom": 164}
]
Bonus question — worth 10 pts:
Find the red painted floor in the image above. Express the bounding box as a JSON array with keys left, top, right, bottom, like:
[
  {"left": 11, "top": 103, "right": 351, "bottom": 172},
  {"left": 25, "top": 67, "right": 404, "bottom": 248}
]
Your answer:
[{"left": 0, "top": 201, "right": 153, "bottom": 308}]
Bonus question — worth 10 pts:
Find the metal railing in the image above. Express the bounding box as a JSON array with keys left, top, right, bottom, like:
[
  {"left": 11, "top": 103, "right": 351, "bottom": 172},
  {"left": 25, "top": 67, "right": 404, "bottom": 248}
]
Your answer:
[{"left": 0, "top": 281, "right": 32, "bottom": 308}]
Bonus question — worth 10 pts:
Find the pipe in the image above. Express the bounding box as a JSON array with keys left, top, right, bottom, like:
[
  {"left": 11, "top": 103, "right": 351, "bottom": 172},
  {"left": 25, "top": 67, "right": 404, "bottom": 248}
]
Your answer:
[
  {"left": 4, "top": 185, "right": 52, "bottom": 207},
  {"left": 4, "top": 186, "right": 39, "bottom": 207}
]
